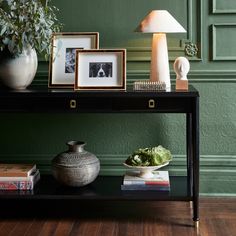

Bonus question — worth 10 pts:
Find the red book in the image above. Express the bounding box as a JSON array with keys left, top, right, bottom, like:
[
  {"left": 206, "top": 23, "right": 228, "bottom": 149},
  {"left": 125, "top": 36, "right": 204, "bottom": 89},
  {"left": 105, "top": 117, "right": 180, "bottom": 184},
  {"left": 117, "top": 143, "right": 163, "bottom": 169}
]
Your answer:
[{"left": 0, "top": 169, "right": 40, "bottom": 190}]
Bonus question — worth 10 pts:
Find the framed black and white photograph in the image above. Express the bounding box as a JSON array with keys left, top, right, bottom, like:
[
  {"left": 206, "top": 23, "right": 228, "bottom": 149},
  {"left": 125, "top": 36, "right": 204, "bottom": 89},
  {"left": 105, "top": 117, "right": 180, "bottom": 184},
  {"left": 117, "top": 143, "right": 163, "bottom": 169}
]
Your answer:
[
  {"left": 49, "top": 32, "right": 99, "bottom": 88},
  {"left": 74, "top": 49, "right": 126, "bottom": 90}
]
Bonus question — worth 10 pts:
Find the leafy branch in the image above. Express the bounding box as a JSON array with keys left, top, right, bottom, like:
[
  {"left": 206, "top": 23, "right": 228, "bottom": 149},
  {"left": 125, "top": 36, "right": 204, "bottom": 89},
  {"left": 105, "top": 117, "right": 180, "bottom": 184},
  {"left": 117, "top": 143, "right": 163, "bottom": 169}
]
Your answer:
[{"left": 0, "top": 0, "right": 62, "bottom": 57}]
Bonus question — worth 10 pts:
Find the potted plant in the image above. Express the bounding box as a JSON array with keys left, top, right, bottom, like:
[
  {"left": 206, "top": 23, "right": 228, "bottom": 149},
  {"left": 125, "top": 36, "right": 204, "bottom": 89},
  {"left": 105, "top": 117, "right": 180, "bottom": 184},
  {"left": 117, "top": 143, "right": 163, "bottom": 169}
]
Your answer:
[{"left": 0, "top": 0, "right": 61, "bottom": 89}]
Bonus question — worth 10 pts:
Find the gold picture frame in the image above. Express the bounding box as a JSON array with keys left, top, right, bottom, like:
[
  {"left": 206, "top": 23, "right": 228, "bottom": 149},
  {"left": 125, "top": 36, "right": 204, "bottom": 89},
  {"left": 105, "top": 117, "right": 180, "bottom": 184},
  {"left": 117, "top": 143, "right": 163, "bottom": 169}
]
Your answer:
[
  {"left": 48, "top": 32, "right": 99, "bottom": 88},
  {"left": 74, "top": 49, "right": 126, "bottom": 91}
]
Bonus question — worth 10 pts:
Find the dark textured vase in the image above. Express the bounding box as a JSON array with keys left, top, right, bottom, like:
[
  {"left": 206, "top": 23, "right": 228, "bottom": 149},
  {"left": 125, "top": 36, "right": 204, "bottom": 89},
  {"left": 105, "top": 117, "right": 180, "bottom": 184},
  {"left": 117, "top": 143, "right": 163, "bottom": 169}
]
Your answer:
[{"left": 52, "top": 141, "right": 100, "bottom": 187}]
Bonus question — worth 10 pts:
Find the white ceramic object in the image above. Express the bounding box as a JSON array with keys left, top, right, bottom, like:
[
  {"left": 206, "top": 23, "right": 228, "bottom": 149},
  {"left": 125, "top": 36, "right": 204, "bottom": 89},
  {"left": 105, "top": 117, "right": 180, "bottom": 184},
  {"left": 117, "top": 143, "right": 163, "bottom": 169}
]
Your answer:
[
  {"left": 173, "top": 57, "right": 190, "bottom": 81},
  {"left": 123, "top": 162, "right": 170, "bottom": 178},
  {"left": 136, "top": 10, "right": 186, "bottom": 90},
  {"left": 0, "top": 47, "right": 38, "bottom": 90},
  {"left": 174, "top": 57, "right": 190, "bottom": 90},
  {"left": 150, "top": 33, "right": 170, "bottom": 89}
]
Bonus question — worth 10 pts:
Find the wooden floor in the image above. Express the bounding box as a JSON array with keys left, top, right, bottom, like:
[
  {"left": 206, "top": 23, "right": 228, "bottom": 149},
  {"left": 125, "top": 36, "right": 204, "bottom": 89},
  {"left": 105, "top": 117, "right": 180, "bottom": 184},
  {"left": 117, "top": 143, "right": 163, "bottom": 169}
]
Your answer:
[{"left": 0, "top": 198, "right": 236, "bottom": 236}]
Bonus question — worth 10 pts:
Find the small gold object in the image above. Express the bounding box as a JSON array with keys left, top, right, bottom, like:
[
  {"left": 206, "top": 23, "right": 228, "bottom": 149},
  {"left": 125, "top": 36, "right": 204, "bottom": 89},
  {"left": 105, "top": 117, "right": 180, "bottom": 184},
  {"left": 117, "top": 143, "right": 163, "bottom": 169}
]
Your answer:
[
  {"left": 148, "top": 99, "right": 156, "bottom": 108},
  {"left": 189, "top": 201, "right": 193, "bottom": 208},
  {"left": 194, "top": 220, "right": 199, "bottom": 228},
  {"left": 70, "top": 99, "right": 77, "bottom": 109}
]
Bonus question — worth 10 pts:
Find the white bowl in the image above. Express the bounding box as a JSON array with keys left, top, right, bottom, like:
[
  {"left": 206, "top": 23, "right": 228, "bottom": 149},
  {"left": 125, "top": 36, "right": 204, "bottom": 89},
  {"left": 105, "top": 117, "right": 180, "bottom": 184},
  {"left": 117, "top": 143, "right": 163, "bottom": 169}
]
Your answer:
[{"left": 123, "top": 162, "right": 169, "bottom": 178}]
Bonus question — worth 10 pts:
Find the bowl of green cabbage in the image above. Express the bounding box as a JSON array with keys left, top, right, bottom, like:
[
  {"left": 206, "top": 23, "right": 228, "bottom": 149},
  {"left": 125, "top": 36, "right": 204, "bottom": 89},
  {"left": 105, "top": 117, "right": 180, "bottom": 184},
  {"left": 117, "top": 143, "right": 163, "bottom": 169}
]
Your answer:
[{"left": 124, "top": 145, "right": 172, "bottom": 178}]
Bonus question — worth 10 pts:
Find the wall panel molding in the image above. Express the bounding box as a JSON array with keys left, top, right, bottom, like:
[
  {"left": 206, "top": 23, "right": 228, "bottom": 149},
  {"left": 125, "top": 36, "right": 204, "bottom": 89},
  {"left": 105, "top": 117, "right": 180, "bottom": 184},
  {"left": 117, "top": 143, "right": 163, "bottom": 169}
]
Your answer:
[
  {"left": 34, "top": 70, "right": 236, "bottom": 86},
  {"left": 211, "top": 24, "right": 236, "bottom": 61},
  {"left": 212, "top": 0, "right": 236, "bottom": 14},
  {"left": 127, "top": 70, "right": 236, "bottom": 83}
]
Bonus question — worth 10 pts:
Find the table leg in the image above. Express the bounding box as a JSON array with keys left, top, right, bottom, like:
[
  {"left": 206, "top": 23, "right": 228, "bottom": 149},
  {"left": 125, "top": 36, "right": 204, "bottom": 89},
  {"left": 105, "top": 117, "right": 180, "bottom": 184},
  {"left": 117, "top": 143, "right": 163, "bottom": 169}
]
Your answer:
[
  {"left": 186, "top": 113, "right": 193, "bottom": 196},
  {"left": 192, "top": 97, "right": 200, "bottom": 223}
]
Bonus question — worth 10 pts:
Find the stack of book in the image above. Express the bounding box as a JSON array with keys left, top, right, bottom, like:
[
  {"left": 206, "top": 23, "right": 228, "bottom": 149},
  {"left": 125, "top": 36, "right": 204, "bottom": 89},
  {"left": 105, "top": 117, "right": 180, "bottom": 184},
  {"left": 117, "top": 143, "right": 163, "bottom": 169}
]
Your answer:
[
  {"left": 121, "top": 171, "right": 170, "bottom": 191},
  {"left": 0, "top": 163, "right": 40, "bottom": 190}
]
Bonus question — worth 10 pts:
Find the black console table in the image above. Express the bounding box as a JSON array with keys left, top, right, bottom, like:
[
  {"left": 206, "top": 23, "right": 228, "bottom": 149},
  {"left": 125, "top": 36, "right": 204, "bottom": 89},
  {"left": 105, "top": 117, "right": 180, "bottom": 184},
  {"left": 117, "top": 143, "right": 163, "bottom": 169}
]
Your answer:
[{"left": 0, "top": 85, "right": 199, "bottom": 226}]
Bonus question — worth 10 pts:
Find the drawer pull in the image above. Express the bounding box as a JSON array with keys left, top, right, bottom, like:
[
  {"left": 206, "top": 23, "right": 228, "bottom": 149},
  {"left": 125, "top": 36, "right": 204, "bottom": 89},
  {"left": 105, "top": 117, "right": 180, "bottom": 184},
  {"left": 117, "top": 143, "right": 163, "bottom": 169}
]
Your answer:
[
  {"left": 148, "top": 99, "right": 156, "bottom": 109},
  {"left": 70, "top": 99, "right": 77, "bottom": 109}
]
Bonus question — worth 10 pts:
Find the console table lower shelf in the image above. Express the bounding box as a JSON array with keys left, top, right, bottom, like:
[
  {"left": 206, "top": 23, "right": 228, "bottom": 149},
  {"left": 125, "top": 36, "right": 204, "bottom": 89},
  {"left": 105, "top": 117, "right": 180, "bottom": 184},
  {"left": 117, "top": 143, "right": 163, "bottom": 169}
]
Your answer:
[
  {"left": 0, "top": 175, "right": 190, "bottom": 200},
  {"left": 0, "top": 175, "right": 195, "bottom": 221}
]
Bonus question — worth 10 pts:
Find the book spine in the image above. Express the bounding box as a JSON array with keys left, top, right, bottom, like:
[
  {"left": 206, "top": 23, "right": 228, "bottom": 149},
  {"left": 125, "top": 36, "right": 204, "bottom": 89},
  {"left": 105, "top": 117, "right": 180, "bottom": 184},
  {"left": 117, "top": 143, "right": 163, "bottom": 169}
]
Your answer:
[
  {"left": 0, "top": 174, "right": 35, "bottom": 181},
  {"left": 123, "top": 181, "right": 170, "bottom": 186},
  {"left": 0, "top": 181, "right": 33, "bottom": 190},
  {"left": 0, "top": 171, "right": 40, "bottom": 190},
  {"left": 0, "top": 169, "right": 40, "bottom": 182},
  {"left": 0, "top": 164, "right": 36, "bottom": 177},
  {"left": 121, "top": 185, "right": 170, "bottom": 191}
]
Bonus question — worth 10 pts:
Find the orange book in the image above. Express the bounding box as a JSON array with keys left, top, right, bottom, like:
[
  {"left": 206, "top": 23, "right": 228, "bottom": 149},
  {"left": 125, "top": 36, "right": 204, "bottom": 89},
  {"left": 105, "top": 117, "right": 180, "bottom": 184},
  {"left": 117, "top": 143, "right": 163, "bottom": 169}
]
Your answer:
[{"left": 0, "top": 164, "right": 36, "bottom": 177}]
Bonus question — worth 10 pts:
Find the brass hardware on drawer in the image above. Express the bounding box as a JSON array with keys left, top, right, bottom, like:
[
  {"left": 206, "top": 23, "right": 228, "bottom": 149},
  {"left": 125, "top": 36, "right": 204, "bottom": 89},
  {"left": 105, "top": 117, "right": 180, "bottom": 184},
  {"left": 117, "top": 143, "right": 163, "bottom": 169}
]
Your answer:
[
  {"left": 148, "top": 99, "right": 156, "bottom": 108},
  {"left": 70, "top": 99, "right": 77, "bottom": 109}
]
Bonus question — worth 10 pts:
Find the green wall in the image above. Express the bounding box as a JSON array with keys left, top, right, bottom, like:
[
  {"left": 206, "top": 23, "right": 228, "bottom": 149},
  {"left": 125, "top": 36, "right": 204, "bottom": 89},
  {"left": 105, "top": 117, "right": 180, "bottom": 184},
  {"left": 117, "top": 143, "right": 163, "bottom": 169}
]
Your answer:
[{"left": 1, "top": 0, "right": 236, "bottom": 196}]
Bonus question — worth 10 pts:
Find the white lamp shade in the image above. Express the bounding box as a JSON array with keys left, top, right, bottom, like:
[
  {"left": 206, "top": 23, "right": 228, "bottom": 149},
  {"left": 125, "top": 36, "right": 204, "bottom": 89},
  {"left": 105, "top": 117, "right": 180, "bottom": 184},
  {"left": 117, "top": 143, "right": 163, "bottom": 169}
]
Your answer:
[{"left": 136, "top": 10, "right": 186, "bottom": 33}]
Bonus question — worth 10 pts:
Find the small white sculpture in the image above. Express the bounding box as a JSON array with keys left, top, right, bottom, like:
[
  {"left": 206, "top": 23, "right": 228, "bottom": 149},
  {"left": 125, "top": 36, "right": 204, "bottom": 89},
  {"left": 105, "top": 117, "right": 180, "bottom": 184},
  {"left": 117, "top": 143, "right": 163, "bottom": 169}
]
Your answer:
[{"left": 173, "top": 57, "right": 190, "bottom": 90}]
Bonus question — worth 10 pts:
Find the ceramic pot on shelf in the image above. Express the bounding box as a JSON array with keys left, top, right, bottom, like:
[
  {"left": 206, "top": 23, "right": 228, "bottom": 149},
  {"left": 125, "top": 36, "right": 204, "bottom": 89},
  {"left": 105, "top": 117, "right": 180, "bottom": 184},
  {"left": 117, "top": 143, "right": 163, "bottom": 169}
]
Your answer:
[
  {"left": 0, "top": 47, "right": 38, "bottom": 90},
  {"left": 52, "top": 141, "right": 100, "bottom": 187}
]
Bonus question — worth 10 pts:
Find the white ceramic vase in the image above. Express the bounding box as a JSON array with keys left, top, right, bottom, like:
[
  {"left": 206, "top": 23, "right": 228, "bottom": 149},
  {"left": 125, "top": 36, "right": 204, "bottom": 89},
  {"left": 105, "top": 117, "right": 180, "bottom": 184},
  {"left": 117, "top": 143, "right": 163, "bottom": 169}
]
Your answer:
[{"left": 0, "top": 47, "right": 38, "bottom": 90}]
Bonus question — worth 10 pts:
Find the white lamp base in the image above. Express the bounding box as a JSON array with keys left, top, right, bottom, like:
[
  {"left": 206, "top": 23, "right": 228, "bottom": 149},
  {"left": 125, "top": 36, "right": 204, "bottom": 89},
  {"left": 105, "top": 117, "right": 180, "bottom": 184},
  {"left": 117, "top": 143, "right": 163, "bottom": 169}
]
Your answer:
[{"left": 150, "top": 33, "right": 171, "bottom": 89}]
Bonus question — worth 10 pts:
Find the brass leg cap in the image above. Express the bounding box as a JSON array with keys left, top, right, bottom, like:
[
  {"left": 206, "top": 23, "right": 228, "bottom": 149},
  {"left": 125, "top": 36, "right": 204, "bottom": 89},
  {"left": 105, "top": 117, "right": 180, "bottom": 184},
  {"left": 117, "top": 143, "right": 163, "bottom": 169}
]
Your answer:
[
  {"left": 194, "top": 221, "right": 199, "bottom": 228},
  {"left": 189, "top": 201, "right": 193, "bottom": 208}
]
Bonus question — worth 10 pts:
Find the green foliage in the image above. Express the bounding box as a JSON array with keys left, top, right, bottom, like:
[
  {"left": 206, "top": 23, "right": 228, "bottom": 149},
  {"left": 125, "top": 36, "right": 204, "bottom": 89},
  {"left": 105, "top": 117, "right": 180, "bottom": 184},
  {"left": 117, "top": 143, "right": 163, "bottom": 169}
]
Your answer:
[
  {"left": 0, "top": 0, "right": 62, "bottom": 57},
  {"left": 125, "top": 145, "right": 172, "bottom": 166}
]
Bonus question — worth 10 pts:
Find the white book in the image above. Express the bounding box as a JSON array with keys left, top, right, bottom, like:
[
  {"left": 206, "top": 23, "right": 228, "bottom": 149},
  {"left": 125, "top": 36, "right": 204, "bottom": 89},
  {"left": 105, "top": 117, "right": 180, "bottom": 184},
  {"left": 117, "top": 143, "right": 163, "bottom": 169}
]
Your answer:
[{"left": 123, "top": 171, "right": 170, "bottom": 186}]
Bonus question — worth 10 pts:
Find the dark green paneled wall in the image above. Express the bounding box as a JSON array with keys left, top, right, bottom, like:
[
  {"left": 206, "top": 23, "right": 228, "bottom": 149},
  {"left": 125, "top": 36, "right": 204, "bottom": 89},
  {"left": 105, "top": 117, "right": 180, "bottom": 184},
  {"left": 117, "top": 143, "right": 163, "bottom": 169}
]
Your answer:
[{"left": 1, "top": 0, "right": 236, "bottom": 196}]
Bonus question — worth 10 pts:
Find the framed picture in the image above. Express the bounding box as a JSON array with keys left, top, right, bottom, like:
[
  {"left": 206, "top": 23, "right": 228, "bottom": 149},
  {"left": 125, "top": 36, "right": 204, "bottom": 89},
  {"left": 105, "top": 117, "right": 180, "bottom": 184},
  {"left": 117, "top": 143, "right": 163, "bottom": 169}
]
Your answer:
[
  {"left": 48, "top": 32, "right": 99, "bottom": 88},
  {"left": 74, "top": 49, "right": 126, "bottom": 90}
]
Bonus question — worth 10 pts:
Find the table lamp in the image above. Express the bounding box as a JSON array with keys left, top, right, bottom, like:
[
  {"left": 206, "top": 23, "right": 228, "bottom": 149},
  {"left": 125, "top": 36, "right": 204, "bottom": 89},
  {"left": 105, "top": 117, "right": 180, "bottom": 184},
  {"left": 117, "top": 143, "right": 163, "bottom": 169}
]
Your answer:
[{"left": 136, "top": 10, "right": 186, "bottom": 89}]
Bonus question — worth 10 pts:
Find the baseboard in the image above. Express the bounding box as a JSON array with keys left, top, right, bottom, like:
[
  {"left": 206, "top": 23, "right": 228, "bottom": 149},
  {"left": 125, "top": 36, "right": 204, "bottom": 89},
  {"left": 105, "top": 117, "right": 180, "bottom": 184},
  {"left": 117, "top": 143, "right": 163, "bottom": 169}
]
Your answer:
[{"left": 0, "top": 154, "right": 235, "bottom": 196}]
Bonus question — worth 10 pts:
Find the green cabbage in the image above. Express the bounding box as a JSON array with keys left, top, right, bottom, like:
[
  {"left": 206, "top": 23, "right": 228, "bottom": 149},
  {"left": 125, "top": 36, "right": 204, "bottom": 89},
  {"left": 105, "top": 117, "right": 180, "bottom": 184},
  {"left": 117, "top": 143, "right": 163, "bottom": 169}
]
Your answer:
[{"left": 125, "top": 145, "right": 172, "bottom": 166}]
